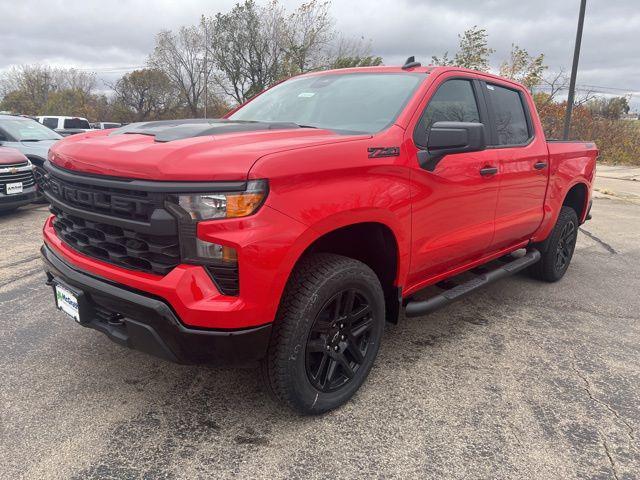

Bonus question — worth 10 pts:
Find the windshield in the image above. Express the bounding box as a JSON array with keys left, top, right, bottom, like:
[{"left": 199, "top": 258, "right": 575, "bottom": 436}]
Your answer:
[
  {"left": 230, "top": 72, "right": 424, "bottom": 134},
  {"left": 0, "top": 117, "right": 62, "bottom": 141}
]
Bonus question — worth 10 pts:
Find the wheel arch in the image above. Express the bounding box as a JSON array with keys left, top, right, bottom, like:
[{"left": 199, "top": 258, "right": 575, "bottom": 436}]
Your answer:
[
  {"left": 284, "top": 220, "right": 404, "bottom": 324},
  {"left": 562, "top": 182, "right": 589, "bottom": 222},
  {"left": 25, "top": 155, "right": 46, "bottom": 166}
]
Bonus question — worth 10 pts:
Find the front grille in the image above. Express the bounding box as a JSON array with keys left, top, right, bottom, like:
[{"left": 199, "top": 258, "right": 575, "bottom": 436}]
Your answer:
[
  {"left": 44, "top": 162, "right": 241, "bottom": 294},
  {"left": 0, "top": 161, "right": 36, "bottom": 193},
  {"left": 51, "top": 207, "right": 180, "bottom": 275},
  {"left": 46, "top": 175, "right": 158, "bottom": 222}
]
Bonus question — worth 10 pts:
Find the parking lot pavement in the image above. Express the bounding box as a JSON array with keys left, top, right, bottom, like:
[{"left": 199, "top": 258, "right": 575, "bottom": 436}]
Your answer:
[
  {"left": 595, "top": 164, "right": 640, "bottom": 204},
  {"left": 1, "top": 189, "right": 639, "bottom": 480}
]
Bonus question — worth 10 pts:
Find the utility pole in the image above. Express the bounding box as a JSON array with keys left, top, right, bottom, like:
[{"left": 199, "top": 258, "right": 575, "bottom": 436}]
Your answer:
[{"left": 563, "top": 0, "right": 587, "bottom": 140}]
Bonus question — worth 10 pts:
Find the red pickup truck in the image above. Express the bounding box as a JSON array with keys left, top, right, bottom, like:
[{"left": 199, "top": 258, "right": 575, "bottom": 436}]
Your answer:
[{"left": 41, "top": 62, "right": 597, "bottom": 414}]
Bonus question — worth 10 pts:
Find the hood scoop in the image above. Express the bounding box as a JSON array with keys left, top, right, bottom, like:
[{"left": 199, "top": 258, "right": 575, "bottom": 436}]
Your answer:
[{"left": 110, "top": 119, "right": 302, "bottom": 143}]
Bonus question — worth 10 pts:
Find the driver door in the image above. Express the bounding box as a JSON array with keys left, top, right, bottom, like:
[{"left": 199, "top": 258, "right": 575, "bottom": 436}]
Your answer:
[{"left": 407, "top": 77, "right": 501, "bottom": 287}]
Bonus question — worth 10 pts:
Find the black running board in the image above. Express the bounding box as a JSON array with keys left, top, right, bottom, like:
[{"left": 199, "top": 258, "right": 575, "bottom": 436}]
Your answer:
[{"left": 404, "top": 249, "right": 541, "bottom": 317}]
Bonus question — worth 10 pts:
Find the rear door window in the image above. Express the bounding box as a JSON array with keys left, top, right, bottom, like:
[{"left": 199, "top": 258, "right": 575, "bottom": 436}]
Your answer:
[
  {"left": 43, "top": 117, "right": 58, "bottom": 129},
  {"left": 63, "top": 118, "right": 90, "bottom": 129},
  {"left": 485, "top": 84, "right": 531, "bottom": 145}
]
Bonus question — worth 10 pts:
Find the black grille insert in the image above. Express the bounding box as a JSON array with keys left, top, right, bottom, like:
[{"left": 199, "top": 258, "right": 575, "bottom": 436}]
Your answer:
[
  {"left": 46, "top": 175, "right": 158, "bottom": 222},
  {"left": 206, "top": 264, "right": 239, "bottom": 296},
  {"left": 51, "top": 207, "right": 180, "bottom": 276}
]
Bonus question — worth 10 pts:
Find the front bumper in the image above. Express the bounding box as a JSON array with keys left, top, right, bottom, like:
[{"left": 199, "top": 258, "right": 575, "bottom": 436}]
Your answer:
[
  {"left": 41, "top": 243, "right": 272, "bottom": 365},
  {"left": 0, "top": 188, "right": 37, "bottom": 210}
]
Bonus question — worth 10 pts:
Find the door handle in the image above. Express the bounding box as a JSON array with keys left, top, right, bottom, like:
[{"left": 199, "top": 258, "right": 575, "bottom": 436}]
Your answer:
[
  {"left": 479, "top": 166, "right": 498, "bottom": 176},
  {"left": 534, "top": 161, "right": 548, "bottom": 170}
]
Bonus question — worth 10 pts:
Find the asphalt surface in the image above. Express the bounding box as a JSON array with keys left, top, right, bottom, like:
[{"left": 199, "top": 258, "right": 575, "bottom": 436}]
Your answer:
[{"left": 1, "top": 176, "right": 639, "bottom": 479}]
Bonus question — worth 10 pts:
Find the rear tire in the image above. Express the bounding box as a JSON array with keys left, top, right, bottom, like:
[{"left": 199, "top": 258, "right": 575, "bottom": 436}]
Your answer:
[
  {"left": 529, "top": 206, "right": 579, "bottom": 282},
  {"left": 261, "top": 253, "right": 385, "bottom": 414}
]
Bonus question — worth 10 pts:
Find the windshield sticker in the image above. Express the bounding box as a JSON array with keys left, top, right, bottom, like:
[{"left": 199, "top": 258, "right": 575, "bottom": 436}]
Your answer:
[{"left": 298, "top": 92, "right": 316, "bottom": 98}]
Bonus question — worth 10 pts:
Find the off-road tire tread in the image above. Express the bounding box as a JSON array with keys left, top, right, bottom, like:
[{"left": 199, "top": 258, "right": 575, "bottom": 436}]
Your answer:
[
  {"left": 529, "top": 206, "right": 579, "bottom": 282},
  {"left": 260, "top": 253, "right": 382, "bottom": 413}
]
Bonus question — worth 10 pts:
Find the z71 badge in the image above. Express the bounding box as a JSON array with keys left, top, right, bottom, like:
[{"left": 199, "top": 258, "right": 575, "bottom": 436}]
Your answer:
[{"left": 367, "top": 147, "right": 400, "bottom": 158}]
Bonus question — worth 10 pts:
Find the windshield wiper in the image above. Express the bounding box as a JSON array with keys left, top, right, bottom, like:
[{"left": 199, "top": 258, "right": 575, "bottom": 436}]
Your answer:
[{"left": 21, "top": 138, "right": 58, "bottom": 142}]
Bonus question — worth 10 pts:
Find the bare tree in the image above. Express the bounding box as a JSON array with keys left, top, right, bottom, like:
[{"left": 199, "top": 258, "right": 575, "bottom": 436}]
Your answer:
[
  {"left": 206, "top": 0, "right": 287, "bottom": 104},
  {"left": 56, "top": 69, "right": 96, "bottom": 94},
  {"left": 0, "top": 65, "right": 58, "bottom": 113},
  {"left": 282, "top": 0, "right": 333, "bottom": 73},
  {"left": 327, "top": 36, "right": 382, "bottom": 69},
  {"left": 0, "top": 65, "right": 99, "bottom": 116},
  {"left": 536, "top": 69, "right": 569, "bottom": 106},
  {"left": 534, "top": 69, "right": 597, "bottom": 108},
  {"left": 149, "top": 25, "right": 214, "bottom": 116}
]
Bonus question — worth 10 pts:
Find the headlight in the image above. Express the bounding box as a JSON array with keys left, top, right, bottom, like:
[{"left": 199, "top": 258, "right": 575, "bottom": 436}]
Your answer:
[{"left": 177, "top": 180, "right": 268, "bottom": 220}]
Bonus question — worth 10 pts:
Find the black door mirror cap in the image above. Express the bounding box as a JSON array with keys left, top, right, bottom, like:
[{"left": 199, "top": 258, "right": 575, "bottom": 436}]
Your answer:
[{"left": 419, "top": 121, "right": 487, "bottom": 171}]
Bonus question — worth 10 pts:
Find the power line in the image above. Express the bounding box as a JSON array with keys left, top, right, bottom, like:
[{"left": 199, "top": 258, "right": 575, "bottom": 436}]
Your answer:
[
  {"left": 577, "top": 83, "right": 640, "bottom": 93},
  {"left": 535, "top": 85, "right": 638, "bottom": 96}
]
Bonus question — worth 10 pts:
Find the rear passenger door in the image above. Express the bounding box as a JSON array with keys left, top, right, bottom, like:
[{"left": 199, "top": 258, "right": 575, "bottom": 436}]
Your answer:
[{"left": 482, "top": 82, "right": 549, "bottom": 250}]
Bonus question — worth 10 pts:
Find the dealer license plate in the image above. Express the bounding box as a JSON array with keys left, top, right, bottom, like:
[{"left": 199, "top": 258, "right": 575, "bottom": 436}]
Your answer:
[
  {"left": 6, "top": 182, "right": 23, "bottom": 195},
  {"left": 55, "top": 284, "right": 81, "bottom": 322}
]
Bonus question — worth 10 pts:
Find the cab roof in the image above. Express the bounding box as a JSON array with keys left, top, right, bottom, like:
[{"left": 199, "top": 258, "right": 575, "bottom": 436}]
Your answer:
[{"left": 298, "top": 65, "right": 528, "bottom": 91}]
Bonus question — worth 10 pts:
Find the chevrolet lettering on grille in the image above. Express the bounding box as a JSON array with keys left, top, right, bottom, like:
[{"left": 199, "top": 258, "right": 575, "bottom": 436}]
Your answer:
[{"left": 49, "top": 178, "right": 150, "bottom": 216}]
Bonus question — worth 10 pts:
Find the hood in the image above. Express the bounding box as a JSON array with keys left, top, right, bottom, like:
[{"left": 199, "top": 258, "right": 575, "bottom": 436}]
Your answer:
[
  {"left": 49, "top": 119, "right": 368, "bottom": 181},
  {"left": 0, "top": 147, "right": 28, "bottom": 165},
  {"left": 14, "top": 139, "right": 58, "bottom": 160}
]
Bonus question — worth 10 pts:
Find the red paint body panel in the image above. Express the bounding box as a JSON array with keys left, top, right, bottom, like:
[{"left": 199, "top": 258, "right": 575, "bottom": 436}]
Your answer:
[
  {"left": 49, "top": 127, "right": 368, "bottom": 181},
  {"left": 43, "top": 205, "right": 308, "bottom": 329},
  {"left": 0, "top": 147, "right": 28, "bottom": 165},
  {"left": 43, "top": 66, "right": 597, "bottom": 330}
]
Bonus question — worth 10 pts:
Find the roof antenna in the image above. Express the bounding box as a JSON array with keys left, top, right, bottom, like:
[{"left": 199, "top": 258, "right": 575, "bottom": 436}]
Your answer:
[{"left": 402, "top": 56, "right": 421, "bottom": 69}]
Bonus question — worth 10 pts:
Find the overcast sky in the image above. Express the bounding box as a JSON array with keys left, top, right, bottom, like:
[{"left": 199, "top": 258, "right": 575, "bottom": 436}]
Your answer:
[{"left": 1, "top": 0, "right": 639, "bottom": 110}]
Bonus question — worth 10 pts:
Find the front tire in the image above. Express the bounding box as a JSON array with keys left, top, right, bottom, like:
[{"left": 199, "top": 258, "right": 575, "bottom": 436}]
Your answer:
[
  {"left": 261, "top": 253, "right": 385, "bottom": 414},
  {"left": 33, "top": 165, "right": 48, "bottom": 204},
  {"left": 529, "top": 206, "right": 579, "bottom": 282}
]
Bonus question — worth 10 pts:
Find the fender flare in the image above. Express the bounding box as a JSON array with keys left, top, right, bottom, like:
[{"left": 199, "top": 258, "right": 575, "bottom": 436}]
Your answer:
[
  {"left": 534, "top": 178, "right": 591, "bottom": 246},
  {"left": 265, "top": 207, "right": 408, "bottom": 320}
]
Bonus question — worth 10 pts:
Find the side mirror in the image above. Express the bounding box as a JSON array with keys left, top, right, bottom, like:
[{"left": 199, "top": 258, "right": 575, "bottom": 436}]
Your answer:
[{"left": 418, "top": 121, "right": 486, "bottom": 171}]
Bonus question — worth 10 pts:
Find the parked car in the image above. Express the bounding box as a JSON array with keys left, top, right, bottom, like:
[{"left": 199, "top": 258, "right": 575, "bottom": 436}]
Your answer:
[
  {"left": 36, "top": 116, "right": 91, "bottom": 136},
  {"left": 0, "top": 147, "right": 38, "bottom": 212},
  {"left": 40, "top": 63, "right": 597, "bottom": 414},
  {"left": 0, "top": 114, "right": 62, "bottom": 199},
  {"left": 91, "top": 122, "right": 122, "bottom": 130}
]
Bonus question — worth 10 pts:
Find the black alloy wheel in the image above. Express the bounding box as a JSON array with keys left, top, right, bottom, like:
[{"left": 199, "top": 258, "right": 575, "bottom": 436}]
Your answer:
[
  {"left": 305, "top": 288, "right": 374, "bottom": 392},
  {"left": 555, "top": 220, "right": 576, "bottom": 272},
  {"left": 529, "top": 206, "right": 579, "bottom": 282},
  {"left": 261, "top": 253, "right": 385, "bottom": 414}
]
